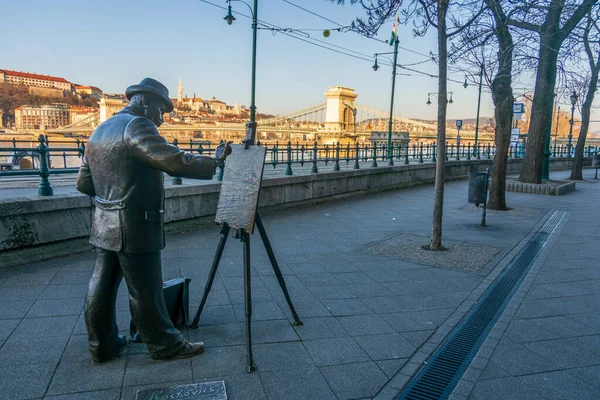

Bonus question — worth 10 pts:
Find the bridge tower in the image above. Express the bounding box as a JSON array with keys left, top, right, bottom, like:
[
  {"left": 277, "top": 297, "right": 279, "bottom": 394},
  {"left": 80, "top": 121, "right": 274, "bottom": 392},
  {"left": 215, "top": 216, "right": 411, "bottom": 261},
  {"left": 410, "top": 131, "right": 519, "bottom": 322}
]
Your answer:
[{"left": 323, "top": 86, "right": 358, "bottom": 132}]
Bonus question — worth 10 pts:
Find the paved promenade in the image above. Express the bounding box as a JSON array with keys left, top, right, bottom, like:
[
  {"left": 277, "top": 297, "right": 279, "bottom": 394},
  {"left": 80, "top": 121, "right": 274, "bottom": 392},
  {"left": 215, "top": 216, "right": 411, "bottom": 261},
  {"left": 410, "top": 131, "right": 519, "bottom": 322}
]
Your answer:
[{"left": 0, "top": 169, "right": 598, "bottom": 399}]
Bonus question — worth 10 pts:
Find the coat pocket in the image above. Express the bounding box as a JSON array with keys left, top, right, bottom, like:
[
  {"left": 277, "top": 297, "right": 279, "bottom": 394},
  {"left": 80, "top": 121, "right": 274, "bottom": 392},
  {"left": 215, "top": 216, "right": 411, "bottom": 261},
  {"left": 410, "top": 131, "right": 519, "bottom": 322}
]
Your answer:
[{"left": 90, "top": 197, "right": 125, "bottom": 252}]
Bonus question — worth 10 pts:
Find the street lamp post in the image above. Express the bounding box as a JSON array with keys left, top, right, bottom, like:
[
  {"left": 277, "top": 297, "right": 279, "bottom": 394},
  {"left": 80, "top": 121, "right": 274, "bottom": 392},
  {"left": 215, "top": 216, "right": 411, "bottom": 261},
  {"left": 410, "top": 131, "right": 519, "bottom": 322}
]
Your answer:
[
  {"left": 568, "top": 91, "right": 578, "bottom": 158},
  {"left": 554, "top": 105, "right": 560, "bottom": 150},
  {"left": 225, "top": 0, "right": 259, "bottom": 138},
  {"left": 455, "top": 120, "right": 462, "bottom": 161},
  {"left": 473, "top": 64, "right": 483, "bottom": 158},
  {"left": 372, "top": 38, "right": 400, "bottom": 166}
]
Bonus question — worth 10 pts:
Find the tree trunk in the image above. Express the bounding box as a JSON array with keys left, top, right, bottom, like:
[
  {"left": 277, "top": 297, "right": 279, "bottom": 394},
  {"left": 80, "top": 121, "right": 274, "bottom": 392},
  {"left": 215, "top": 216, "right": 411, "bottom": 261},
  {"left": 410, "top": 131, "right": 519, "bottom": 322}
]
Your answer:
[
  {"left": 430, "top": 1, "right": 448, "bottom": 251},
  {"left": 519, "top": 38, "right": 560, "bottom": 183},
  {"left": 570, "top": 65, "right": 598, "bottom": 180},
  {"left": 489, "top": 78, "right": 513, "bottom": 210},
  {"left": 486, "top": 0, "right": 514, "bottom": 211}
]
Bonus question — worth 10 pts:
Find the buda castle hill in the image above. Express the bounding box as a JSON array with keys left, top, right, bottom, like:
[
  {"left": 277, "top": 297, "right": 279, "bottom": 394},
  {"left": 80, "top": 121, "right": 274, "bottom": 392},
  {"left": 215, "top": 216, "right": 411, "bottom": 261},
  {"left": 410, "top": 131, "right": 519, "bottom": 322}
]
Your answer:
[{"left": 0, "top": 69, "right": 255, "bottom": 131}]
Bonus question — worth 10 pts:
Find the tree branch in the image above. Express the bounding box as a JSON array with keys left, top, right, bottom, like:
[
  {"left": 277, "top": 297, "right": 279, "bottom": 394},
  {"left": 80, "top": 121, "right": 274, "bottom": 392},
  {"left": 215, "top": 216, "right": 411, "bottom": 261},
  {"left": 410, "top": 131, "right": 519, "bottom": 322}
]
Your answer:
[
  {"left": 559, "top": 0, "right": 598, "bottom": 40},
  {"left": 507, "top": 19, "right": 541, "bottom": 33}
]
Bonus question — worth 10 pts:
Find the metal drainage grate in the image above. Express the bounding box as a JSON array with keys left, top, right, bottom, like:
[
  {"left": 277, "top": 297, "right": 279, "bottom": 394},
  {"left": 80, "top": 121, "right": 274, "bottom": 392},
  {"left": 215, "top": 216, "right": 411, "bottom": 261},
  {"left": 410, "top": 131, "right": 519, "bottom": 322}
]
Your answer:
[{"left": 398, "top": 210, "right": 567, "bottom": 400}]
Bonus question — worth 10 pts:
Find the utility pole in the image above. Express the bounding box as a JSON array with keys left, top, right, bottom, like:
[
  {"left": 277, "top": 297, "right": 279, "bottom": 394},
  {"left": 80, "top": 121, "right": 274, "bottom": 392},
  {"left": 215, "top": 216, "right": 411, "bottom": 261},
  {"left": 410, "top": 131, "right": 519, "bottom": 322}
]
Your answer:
[
  {"left": 387, "top": 38, "right": 399, "bottom": 166},
  {"left": 474, "top": 64, "right": 483, "bottom": 157}
]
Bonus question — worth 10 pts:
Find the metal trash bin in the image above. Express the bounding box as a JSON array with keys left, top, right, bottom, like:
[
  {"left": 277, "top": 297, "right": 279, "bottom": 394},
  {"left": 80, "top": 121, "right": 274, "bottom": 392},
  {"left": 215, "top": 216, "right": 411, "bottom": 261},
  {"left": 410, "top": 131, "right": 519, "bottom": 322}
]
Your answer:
[
  {"left": 468, "top": 170, "right": 490, "bottom": 207},
  {"left": 592, "top": 154, "right": 600, "bottom": 168}
]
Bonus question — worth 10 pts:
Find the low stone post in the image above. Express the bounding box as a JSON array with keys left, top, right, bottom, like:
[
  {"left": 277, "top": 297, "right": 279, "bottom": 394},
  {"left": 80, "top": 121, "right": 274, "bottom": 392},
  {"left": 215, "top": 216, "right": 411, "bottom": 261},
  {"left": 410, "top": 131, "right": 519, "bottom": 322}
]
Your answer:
[{"left": 37, "top": 135, "right": 53, "bottom": 196}]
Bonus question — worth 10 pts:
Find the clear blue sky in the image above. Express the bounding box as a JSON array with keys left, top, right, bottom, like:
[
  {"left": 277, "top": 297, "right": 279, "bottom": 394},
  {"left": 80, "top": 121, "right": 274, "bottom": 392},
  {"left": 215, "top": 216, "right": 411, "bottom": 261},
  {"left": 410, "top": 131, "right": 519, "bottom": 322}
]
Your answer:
[{"left": 2, "top": 0, "right": 598, "bottom": 131}]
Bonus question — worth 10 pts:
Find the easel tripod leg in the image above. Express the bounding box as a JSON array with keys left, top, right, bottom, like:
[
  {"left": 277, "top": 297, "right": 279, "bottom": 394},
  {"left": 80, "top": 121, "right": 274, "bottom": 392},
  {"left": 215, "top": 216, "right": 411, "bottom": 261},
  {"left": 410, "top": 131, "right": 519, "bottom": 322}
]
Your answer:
[
  {"left": 241, "top": 230, "right": 256, "bottom": 373},
  {"left": 190, "top": 224, "right": 231, "bottom": 328},
  {"left": 255, "top": 213, "right": 303, "bottom": 326}
]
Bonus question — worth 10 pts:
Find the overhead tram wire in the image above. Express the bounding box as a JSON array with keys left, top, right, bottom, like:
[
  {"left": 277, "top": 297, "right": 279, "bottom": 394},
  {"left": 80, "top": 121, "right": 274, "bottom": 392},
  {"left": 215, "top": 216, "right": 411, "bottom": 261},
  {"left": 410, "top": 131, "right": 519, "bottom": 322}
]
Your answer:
[
  {"left": 198, "top": 0, "right": 463, "bottom": 84},
  {"left": 281, "top": 0, "right": 437, "bottom": 60}
]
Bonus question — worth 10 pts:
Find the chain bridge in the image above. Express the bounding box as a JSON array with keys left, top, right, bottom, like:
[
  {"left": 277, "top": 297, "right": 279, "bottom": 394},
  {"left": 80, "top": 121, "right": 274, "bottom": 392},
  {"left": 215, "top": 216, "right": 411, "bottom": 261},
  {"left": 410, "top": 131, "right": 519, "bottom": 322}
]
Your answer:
[{"left": 44, "top": 86, "right": 490, "bottom": 143}]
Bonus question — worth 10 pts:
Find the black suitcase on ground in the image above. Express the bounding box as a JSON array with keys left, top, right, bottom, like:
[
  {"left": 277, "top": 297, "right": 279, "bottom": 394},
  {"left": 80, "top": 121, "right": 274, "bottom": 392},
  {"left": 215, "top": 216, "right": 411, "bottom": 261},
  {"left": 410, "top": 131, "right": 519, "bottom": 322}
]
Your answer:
[{"left": 130, "top": 277, "right": 192, "bottom": 343}]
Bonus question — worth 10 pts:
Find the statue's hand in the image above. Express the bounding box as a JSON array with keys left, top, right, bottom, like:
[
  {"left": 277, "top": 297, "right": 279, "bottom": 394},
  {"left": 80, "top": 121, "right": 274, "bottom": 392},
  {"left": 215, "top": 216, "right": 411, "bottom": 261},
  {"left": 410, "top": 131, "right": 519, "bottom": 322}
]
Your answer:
[{"left": 214, "top": 141, "right": 233, "bottom": 161}]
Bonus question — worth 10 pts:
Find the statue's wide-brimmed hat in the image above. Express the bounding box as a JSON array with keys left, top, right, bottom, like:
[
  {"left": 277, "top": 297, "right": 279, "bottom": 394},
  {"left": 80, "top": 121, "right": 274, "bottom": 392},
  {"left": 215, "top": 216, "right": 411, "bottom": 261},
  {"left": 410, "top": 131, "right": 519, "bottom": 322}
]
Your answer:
[{"left": 125, "top": 78, "right": 174, "bottom": 112}]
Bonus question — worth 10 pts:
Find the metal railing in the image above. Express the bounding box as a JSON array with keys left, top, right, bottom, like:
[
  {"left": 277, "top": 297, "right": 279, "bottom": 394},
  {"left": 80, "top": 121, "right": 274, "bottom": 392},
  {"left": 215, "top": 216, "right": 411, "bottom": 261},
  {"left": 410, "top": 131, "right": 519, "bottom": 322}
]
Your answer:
[{"left": 1, "top": 136, "right": 598, "bottom": 196}]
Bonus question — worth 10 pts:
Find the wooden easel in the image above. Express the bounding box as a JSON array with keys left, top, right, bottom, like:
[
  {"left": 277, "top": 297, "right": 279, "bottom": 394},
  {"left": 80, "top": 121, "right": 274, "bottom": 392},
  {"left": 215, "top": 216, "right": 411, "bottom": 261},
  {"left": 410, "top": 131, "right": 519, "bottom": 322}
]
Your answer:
[{"left": 190, "top": 123, "right": 302, "bottom": 373}]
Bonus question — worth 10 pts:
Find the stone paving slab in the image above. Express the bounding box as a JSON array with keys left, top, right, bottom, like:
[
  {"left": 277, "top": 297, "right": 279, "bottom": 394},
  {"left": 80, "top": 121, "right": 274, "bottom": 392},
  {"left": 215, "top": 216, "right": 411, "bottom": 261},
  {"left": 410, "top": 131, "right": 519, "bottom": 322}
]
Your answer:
[{"left": 0, "top": 169, "right": 598, "bottom": 399}]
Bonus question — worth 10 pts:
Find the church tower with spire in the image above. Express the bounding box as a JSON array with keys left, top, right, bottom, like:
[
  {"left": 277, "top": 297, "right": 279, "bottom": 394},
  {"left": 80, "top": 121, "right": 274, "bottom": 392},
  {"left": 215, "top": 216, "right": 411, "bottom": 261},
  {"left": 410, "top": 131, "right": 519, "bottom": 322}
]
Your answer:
[{"left": 178, "top": 77, "right": 183, "bottom": 103}]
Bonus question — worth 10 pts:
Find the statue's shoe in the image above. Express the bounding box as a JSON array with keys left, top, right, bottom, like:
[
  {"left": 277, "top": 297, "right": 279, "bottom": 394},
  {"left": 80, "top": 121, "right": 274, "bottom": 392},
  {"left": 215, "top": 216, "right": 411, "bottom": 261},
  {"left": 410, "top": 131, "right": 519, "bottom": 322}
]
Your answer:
[
  {"left": 152, "top": 341, "right": 205, "bottom": 361},
  {"left": 91, "top": 335, "right": 130, "bottom": 363}
]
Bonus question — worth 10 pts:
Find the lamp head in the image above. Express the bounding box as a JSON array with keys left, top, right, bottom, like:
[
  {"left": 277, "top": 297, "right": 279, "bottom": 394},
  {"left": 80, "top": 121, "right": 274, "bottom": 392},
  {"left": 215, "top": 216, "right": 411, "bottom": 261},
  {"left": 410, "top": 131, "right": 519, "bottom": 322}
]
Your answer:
[
  {"left": 224, "top": 4, "right": 236, "bottom": 25},
  {"left": 426, "top": 94, "right": 431, "bottom": 105},
  {"left": 448, "top": 93, "right": 454, "bottom": 104},
  {"left": 372, "top": 56, "right": 379, "bottom": 71},
  {"left": 570, "top": 91, "right": 578, "bottom": 106},
  {"left": 463, "top": 76, "right": 468, "bottom": 89}
]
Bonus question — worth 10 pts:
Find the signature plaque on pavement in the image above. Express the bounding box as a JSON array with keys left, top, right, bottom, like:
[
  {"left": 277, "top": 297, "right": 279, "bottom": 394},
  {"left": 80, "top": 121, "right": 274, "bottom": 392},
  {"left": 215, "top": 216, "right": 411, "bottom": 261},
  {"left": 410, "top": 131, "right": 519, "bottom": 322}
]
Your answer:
[
  {"left": 215, "top": 144, "right": 266, "bottom": 234},
  {"left": 135, "top": 381, "right": 227, "bottom": 400}
]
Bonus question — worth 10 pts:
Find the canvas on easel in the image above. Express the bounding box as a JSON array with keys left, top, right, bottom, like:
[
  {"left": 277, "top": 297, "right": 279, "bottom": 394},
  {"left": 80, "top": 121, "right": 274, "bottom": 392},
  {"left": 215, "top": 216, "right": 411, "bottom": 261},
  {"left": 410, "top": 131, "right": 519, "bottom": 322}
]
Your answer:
[{"left": 215, "top": 144, "right": 266, "bottom": 233}]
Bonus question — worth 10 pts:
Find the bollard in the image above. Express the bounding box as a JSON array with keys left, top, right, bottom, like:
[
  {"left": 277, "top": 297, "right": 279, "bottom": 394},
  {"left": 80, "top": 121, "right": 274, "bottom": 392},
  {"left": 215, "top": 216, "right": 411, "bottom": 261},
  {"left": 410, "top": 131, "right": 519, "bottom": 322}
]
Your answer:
[
  {"left": 37, "top": 135, "right": 53, "bottom": 196},
  {"left": 285, "top": 141, "right": 293, "bottom": 176}
]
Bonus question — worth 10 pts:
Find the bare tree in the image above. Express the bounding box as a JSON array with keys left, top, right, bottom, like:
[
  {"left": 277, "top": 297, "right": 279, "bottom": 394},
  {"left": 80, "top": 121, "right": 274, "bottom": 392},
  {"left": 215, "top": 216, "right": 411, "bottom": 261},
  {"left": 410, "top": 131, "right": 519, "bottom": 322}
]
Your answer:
[
  {"left": 451, "top": 0, "right": 516, "bottom": 210},
  {"left": 506, "top": 0, "right": 597, "bottom": 183},
  {"left": 570, "top": 9, "right": 600, "bottom": 180},
  {"left": 330, "top": 0, "right": 483, "bottom": 250}
]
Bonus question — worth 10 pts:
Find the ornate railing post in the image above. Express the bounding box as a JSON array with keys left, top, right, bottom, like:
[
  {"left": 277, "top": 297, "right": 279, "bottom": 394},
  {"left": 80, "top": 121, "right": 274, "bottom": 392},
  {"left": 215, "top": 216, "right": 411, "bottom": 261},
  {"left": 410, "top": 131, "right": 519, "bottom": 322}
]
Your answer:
[
  {"left": 171, "top": 138, "right": 183, "bottom": 185},
  {"left": 445, "top": 142, "right": 449, "bottom": 161},
  {"left": 345, "top": 143, "right": 351, "bottom": 165},
  {"left": 324, "top": 144, "right": 330, "bottom": 166},
  {"left": 285, "top": 141, "right": 293, "bottom": 176},
  {"left": 455, "top": 142, "right": 460, "bottom": 161},
  {"left": 486, "top": 143, "right": 491, "bottom": 159},
  {"left": 311, "top": 141, "right": 318, "bottom": 173},
  {"left": 354, "top": 142, "right": 360, "bottom": 169},
  {"left": 431, "top": 142, "right": 436, "bottom": 163},
  {"left": 404, "top": 142, "right": 410, "bottom": 164},
  {"left": 419, "top": 142, "right": 423, "bottom": 163},
  {"left": 466, "top": 144, "right": 471, "bottom": 160},
  {"left": 371, "top": 143, "right": 378, "bottom": 168},
  {"left": 334, "top": 142, "right": 341, "bottom": 172},
  {"left": 37, "top": 135, "right": 53, "bottom": 196},
  {"left": 300, "top": 144, "right": 306, "bottom": 167}
]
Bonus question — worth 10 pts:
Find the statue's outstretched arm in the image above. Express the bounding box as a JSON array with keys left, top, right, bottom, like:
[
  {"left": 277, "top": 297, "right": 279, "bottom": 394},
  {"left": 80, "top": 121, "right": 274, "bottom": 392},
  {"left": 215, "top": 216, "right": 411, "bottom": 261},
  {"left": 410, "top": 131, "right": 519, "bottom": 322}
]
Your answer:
[{"left": 126, "top": 117, "right": 218, "bottom": 180}]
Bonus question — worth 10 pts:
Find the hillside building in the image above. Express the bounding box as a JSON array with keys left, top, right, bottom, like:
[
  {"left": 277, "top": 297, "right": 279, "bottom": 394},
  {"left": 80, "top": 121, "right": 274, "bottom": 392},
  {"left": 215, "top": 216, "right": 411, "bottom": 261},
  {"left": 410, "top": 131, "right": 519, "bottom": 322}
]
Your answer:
[{"left": 14, "top": 104, "right": 70, "bottom": 130}]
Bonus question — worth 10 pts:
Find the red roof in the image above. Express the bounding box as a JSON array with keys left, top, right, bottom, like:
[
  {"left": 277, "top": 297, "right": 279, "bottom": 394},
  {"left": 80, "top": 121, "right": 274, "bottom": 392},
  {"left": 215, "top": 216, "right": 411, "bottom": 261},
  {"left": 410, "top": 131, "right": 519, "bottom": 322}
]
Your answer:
[{"left": 0, "top": 69, "right": 70, "bottom": 84}]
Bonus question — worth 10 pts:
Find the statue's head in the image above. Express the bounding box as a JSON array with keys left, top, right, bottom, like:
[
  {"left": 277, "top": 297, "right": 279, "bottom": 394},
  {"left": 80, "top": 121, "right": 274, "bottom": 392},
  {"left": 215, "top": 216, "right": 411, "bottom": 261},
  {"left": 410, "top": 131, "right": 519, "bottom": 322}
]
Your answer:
[{"left": 125, "top": 78, "right": 174, "bottom": 127}]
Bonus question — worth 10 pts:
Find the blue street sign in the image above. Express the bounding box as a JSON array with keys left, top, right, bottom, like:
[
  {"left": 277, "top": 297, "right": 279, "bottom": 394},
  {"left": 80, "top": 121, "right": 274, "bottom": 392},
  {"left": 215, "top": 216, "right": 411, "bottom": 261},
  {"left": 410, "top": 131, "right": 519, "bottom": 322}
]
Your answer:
[
  {"left": 456, "top": 120, "right": 463, "bottom": 128},
  {"left": 513, "top": 103, "right": 524, "bottom": 114}
]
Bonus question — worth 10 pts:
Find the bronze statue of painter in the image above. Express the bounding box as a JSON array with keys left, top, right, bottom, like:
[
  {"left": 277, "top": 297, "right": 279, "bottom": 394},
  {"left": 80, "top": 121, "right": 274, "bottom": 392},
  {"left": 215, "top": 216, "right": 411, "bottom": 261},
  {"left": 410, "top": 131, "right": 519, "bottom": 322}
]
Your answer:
[{"left": 76, "top": 78, "right": 231, "bottom": 363}]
